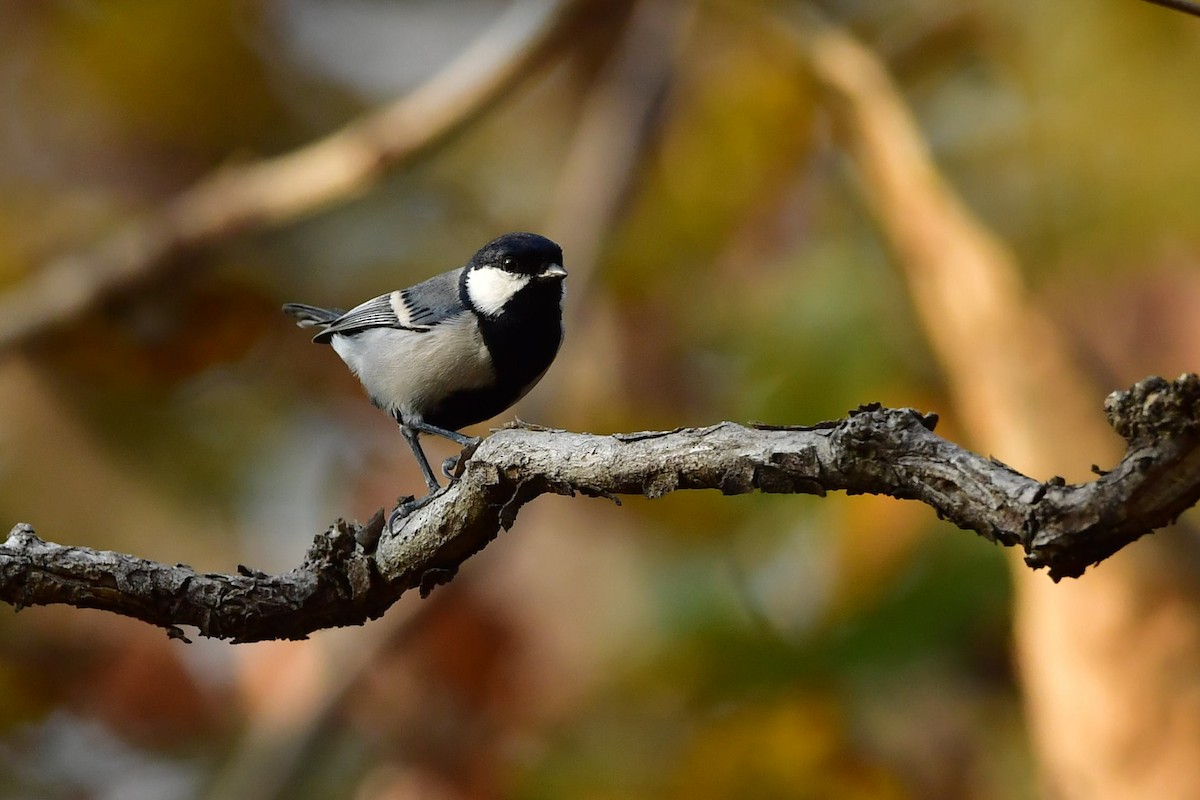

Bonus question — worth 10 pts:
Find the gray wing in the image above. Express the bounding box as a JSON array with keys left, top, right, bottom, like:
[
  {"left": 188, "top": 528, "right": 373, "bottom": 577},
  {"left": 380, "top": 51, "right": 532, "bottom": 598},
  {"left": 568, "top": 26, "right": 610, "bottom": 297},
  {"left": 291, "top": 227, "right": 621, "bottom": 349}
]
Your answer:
[
  {"left": 398, "top": 269, "right": 466, "bottom": 326},
  {"left": 312, "top": 268, "right": 465, "bottom": 342}
]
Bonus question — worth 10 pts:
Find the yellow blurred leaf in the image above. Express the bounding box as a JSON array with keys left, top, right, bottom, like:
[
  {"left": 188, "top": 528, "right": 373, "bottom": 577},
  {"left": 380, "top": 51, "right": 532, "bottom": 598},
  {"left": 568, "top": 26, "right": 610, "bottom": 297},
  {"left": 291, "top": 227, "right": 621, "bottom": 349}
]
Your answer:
[{"left": 669, "top": 695, "right": 908, "bottom": 800}]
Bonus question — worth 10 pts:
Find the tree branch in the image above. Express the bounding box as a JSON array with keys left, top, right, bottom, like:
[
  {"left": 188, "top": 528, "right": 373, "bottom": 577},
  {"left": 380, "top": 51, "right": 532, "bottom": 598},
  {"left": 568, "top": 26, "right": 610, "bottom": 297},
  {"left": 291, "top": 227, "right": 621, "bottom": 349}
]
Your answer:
[
  {"left": 1140, "top": 0, "right": 1200, "bottom": 20},
  {"left": 3, "top": 374, "right": 1199, "bottom": 643},
  {"left": 0, "top": 0, "right": 595, "bottom": 351}
]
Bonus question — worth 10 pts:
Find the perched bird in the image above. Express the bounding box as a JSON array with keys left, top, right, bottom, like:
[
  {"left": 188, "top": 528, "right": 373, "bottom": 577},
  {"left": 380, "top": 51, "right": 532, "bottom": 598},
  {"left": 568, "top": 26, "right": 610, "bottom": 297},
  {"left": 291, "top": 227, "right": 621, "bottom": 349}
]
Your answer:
[{"left": 284, "top": 232, "right": 566, "bottom": 496}]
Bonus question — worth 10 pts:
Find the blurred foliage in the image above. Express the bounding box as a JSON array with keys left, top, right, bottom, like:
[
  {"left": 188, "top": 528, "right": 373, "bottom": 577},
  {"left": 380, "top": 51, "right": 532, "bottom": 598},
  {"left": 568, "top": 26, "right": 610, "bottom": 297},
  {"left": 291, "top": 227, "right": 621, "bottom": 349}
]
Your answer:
[
  {"left": 0, "top": 0, "right": 1197, "bottom": 798},
  {"left": 46, "top": 1, "right": 287, "bottom": 154}
]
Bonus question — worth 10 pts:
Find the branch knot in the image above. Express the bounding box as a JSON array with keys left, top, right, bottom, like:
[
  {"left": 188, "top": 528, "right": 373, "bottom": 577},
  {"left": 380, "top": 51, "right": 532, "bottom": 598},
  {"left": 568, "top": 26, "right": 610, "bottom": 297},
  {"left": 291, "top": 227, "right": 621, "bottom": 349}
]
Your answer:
[{"left": 1105, "top": 373, "right": 1200, "bottom": 442}]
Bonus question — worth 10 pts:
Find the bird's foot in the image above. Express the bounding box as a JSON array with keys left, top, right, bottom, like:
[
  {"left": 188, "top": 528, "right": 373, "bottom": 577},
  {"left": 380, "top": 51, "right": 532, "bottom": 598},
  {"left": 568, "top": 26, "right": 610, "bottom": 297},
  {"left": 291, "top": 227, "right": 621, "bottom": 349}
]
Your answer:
[
  {"left": 387, "top": 496, "right": 416, "bottom": 531},
  {"left": 441, "top": 437, "right": 483, "bottom": 482},
  {"left": 388, "top": 482, "right": 458, "bottom": 532},
  {"left": 387, "top": 489, "right": 445, "bottom": 531}
]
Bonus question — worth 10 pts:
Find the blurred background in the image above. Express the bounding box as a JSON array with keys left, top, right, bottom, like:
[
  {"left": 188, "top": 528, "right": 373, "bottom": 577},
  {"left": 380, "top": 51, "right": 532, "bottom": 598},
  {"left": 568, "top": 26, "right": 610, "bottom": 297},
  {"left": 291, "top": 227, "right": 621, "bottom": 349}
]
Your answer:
[{"left": 2, "top": 0, "right": 1200, "bottom": 798}]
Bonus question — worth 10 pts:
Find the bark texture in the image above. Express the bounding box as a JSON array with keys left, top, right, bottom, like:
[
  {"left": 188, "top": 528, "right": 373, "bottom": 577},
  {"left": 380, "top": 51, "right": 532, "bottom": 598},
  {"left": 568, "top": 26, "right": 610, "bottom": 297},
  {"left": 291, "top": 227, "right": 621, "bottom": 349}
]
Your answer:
[{"left": 2, "top": 374, "right": 1198, "bottom": 643}]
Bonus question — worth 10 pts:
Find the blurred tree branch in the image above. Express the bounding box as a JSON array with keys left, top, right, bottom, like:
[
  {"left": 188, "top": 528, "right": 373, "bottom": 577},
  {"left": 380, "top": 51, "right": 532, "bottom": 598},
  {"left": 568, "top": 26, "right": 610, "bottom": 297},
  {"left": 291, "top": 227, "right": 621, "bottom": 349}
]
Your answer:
[
  {"left": 548, "top": 0, "right": 692, "bottom": 294},
  {"left": 1141, "top": 0, "right": 1200, "bottom": 20},
  {"left": 790, "top": 8, "right": 1200, "bottom": 797},
  {"left": 0, "top": 0, "right": 597, "bottom": 351},
  {"left": 2, "top": 374, "right": 1199, "bottom": 643}
]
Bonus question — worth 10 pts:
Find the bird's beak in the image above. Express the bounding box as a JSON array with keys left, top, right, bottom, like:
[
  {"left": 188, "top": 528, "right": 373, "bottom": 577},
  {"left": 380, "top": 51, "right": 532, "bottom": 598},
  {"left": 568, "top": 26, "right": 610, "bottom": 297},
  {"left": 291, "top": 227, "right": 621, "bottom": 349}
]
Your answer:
[{"left": 538, "top": 263, "right": 567, "bottom": 281}]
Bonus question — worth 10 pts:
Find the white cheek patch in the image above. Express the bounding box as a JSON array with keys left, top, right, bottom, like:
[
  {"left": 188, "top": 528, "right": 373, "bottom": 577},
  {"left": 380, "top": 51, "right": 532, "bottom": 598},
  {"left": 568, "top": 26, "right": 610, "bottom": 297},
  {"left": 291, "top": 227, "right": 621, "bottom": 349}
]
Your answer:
[{"left": 466, "top": 267, "right": 531, "bottom": 317}]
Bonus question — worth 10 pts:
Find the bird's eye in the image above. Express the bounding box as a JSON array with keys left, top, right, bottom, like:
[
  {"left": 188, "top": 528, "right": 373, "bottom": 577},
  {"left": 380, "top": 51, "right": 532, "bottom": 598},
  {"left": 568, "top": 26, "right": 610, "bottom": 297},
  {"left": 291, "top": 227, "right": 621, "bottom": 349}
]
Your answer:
[{"left": 503, "top": 257, "right": 516, "bottom": 269}]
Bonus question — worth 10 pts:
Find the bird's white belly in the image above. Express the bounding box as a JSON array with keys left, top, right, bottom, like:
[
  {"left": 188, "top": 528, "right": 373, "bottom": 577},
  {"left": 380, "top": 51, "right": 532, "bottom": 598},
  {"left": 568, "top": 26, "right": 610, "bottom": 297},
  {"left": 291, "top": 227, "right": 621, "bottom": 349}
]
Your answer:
[{"left": 329, "top": 314, "right": 494, "bottom": 422}]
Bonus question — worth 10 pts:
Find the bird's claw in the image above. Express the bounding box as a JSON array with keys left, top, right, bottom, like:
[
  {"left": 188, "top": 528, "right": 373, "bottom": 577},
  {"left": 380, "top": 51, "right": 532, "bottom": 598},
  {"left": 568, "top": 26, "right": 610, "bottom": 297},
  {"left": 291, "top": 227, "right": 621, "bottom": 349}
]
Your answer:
[
  {"left": 387, "top": 497, "right": 414, "bottom": 532},
  {"left": 387, "top": 483, "right": 457, "bottom": 531},
  {"left": 388, "top": 493, "right": 430, "bottom": 531},
  {"left": 441, "top": 437, "right": 482, "bottom": 482}
]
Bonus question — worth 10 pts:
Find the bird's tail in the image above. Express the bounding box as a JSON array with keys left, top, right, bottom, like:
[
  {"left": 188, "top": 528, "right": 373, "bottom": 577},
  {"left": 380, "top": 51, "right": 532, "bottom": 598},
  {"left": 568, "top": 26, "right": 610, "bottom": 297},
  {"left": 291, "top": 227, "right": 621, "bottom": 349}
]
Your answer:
[{"left": 282, "top": 303, "right": 342, "bottom": 329}]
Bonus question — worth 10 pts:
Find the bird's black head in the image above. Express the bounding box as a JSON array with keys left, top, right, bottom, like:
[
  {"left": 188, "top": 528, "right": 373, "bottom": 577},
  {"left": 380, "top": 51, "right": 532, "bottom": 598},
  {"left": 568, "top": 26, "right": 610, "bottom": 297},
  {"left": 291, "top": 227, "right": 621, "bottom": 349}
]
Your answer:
[
  {"left": 470, "top": 232, "right": 564, "bottom": 276},
  {"left": 464, "top": 232, "right": 566, "bottom": 317}
]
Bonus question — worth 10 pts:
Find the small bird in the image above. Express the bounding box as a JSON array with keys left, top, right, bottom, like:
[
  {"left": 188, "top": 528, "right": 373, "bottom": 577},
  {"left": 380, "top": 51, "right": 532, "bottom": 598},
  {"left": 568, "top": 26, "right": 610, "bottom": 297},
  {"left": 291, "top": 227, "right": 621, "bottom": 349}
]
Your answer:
[{"left": 284, "top": 232, "right": 566, "bottom": 497}]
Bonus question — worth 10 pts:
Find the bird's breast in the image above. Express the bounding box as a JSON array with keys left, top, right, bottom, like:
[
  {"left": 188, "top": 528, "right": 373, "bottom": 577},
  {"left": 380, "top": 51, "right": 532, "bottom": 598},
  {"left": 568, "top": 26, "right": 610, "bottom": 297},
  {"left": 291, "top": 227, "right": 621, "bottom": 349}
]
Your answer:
[
  {"left": 475, "top": 297, "right": 563, "bottom": 394},
  {"left": 330, "top": 313, "right": 495, "bottom": 420}
]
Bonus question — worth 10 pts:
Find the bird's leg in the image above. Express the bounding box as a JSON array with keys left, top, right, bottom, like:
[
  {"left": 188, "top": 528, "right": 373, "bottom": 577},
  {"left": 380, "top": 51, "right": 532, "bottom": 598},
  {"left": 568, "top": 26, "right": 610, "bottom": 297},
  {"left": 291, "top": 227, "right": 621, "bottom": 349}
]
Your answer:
[
  {"left": 401, "top": 425, "right": 442, "bottom": 493},
  {"left": 408, "top": 420, "right": 480, "bottom": 448},
  {"left": 387, "top": 425, "right": 444, "bottom": 532},
  {"left": 407, "top": 420, "right": 482, "bottom": 482},
  {"left": 388, "top": 420, "right": 481, "bottom": 531}
]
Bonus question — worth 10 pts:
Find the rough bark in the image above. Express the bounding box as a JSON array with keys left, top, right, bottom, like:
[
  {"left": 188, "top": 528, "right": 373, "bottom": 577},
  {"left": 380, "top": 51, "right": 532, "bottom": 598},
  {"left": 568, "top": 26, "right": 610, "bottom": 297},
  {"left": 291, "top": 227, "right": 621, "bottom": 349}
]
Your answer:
[{"left": 2, "top": 374, "right": 1198, "bottom": 643}]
